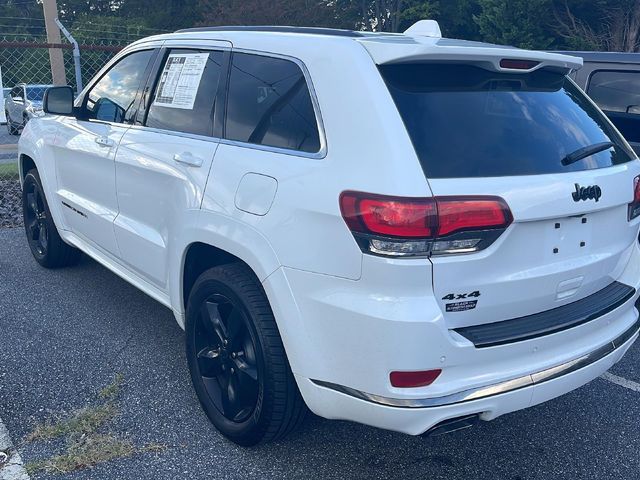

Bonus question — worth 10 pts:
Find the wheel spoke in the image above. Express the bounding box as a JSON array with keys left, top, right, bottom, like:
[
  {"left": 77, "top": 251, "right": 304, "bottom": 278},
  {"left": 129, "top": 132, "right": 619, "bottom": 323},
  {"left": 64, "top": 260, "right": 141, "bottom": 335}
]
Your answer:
[
  {"left": 39, "top": 222, "right": 48, "bottom": 250},
  {"left": 226, "top": 308, "right": 244, "bottom": 348},
  {"left": 222, "top": 375, "right": 243, "bottom": 421},
  {"left": 34, "top": 189, "right": 42, "bottom": 214},
  {"left": 197, "top": 346, "right": 223, "bottom": 377},
  {"left": 200, "top": 301, "right": 228, "bottom": 346},
  {"left": 27, "top": 218, "right": 39, "bottom": 240},
  {"left": 26, "top": 192, "right": 37, "bottom": 215},
  {"left": 231, "top": 358, "right": 259, "bottom": 412}
]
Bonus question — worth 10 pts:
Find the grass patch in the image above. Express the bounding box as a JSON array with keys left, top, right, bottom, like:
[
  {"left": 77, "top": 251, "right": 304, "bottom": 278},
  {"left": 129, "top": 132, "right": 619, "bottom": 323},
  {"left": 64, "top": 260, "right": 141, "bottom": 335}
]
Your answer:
[
  {"left": 24, "top": 374, "right": 168, "bottom": 475},
  {"left": 26, "top": 434, "right": 135, "bottom": 475},
  {"left": 98, "top": 373, "right": 124, "bottom": 400},
  {"left": 25, "top": 403, "right": 118, "bottom": 442},
  {"left": 0, "top": 162, "right": 18, "bottom": 177}
]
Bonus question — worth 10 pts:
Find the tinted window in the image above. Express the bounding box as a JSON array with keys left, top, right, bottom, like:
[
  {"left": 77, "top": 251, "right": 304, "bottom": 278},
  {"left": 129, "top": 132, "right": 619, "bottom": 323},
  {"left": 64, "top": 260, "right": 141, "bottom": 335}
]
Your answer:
[
  {"left": 146, "top": 49, "right": 224, "bottom": 136},
  {"left": 11, "top": 87, "right": 23, "bottom": 100},
  {"left": 380, "top": 64, "right": 634, "bottom": 178},
  {"left": 225, "top": 53, "right": 320, "bottom": 153},
  {"left": 85, "top": 49, "right": 153, "bottom": 124},
  {"left": 588, "top": 70, "right": 640, "bottom": 114}
]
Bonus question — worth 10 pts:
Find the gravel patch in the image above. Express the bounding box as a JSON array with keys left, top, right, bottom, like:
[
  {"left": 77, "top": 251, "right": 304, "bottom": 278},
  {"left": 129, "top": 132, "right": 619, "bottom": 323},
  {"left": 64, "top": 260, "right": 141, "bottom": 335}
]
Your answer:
[{"left": 0, "top": 178, "right": 22, "bottom": 228}]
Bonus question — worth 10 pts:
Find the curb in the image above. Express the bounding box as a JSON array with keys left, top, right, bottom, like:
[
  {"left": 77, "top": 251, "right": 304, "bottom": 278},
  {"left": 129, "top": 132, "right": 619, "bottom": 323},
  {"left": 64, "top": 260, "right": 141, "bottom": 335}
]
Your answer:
[{"left": 0, "top": 417, "right": 30, "bottom": 480}]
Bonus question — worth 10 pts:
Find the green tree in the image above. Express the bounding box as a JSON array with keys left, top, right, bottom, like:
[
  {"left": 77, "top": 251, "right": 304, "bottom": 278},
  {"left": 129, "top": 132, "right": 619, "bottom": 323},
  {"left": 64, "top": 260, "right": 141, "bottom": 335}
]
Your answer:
[
  {"left": 474, "top": 0, "right": 554, "bottom": 49},
  {"left": 197, "top": 0, "right": 351, "bottom": 29},
  {"left": 432, "top": 0, "right": 481, "bottom": 40},
  {"left": 553, "top": 0, "right": 640, "bottom": 51}
]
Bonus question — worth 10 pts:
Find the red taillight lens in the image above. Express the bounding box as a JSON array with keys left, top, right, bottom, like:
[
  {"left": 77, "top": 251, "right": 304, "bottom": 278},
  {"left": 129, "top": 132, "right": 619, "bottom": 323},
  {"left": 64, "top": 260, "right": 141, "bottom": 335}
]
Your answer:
[
  {"left": 390, "top": 369, "right": 442, "bottom": 388},
  {"left": 437, "top": 197, "right": 513, "bottom": 236},
  {"left": 340, "top": 191, "right": 512, "bottom": 257},
  {"left": 499, "top": 59, "right": 540, "bottom": 70},
  {"left": 340, "top": 193, "right": 437, "bottom": 238},
  {"left": 629, "top": 175, "right": 640, "bottom": 220}
]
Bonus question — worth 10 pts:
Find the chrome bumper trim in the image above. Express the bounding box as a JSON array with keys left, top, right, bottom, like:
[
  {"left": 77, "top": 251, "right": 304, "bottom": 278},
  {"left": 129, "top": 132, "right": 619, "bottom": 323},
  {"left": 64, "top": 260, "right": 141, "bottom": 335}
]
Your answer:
[{"left": 311, "top": 319, "right": 640, "bottom": 409}]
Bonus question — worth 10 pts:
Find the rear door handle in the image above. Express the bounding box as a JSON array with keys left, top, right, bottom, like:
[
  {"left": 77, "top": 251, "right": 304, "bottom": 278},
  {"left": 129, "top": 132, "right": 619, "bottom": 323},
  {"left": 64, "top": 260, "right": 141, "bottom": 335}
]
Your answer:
[
  {"left": 95, "top": 136, "right": 115, "bottom": 148},
  {"left": 173, "top": 152, "right": 203, "bottom": 167}
]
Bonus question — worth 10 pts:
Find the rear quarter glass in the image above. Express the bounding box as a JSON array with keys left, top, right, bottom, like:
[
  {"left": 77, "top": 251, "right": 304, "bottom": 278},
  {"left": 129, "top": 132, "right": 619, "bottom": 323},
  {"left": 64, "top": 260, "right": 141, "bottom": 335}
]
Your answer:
[{"left": 379, "top": 63, "right": 635, "bottom": 178}]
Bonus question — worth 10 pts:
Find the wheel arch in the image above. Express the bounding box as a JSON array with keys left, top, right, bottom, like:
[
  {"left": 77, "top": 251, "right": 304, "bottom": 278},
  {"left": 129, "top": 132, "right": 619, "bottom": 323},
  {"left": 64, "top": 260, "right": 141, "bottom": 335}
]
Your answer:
[
  {"left": 171, "top": 216, "right": 283, "bottom": 324},
  {"left": 19, "top": 153, "right": 37, "bottom": 184}
]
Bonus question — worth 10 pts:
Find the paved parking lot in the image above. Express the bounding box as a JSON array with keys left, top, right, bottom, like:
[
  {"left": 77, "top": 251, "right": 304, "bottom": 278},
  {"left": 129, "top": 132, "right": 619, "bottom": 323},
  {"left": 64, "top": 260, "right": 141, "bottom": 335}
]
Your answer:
[{"left": 1, "top": 227, "right": 640, "bottom": 479}]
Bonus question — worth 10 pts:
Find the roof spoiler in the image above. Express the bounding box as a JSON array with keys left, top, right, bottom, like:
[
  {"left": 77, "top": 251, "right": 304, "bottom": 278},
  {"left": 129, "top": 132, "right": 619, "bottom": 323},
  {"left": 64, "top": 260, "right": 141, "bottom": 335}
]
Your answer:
[{"left": 361, "top": 20, "right": 583, "bottom": 74}]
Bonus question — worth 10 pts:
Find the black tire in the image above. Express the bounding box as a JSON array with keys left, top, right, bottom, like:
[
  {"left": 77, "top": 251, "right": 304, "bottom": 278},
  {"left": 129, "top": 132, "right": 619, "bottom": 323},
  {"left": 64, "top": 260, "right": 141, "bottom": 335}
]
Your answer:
[
  {"left": 22, "top": 169, "right": 80, "bottom": 268},
  {"left": 185, "top": 263, "right": 307, "bottom": 446}
]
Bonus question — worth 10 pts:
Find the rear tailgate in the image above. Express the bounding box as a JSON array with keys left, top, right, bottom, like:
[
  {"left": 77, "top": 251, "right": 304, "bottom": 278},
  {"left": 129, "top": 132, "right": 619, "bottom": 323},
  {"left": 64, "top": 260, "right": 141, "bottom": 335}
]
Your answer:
[
  {"left": 428, "top": 165, "right": 640, "bottom": 329},
  {"left": 378, "top": 59, "right": 640, "bottom": 332}
]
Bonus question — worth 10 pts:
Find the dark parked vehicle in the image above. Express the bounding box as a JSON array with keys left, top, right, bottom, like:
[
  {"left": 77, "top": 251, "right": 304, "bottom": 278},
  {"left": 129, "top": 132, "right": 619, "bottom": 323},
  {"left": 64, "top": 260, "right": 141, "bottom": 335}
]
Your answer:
[{"left": 562, "top": 52, "right": 640, "bottom": 154}]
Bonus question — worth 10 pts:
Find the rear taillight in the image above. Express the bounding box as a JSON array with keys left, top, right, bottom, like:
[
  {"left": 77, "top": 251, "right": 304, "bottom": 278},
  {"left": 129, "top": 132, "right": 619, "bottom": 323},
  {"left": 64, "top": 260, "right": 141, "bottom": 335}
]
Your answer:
[
  {"left": 340, "top": 192, "right": 512, "bottom": 257},
  {"left": 629, "top": 175, "right": 640, "bottom": 220}
]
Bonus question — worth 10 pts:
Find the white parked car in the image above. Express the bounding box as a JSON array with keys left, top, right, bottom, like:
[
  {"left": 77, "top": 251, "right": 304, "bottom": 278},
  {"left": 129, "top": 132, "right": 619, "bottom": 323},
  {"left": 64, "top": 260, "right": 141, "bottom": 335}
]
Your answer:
[
  {"left": 5, "top": 83, "right": 51, "bottom": 135},
  {"left": 18, "top": 22, "right": 640, "bottom": 446}
]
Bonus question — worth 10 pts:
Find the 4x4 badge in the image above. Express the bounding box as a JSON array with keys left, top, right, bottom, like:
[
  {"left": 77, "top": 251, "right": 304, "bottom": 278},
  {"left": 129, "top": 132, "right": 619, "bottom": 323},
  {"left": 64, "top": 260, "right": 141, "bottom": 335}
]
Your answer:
[{"left": 572, "top": 183, "right": 601, "bottom": 202}]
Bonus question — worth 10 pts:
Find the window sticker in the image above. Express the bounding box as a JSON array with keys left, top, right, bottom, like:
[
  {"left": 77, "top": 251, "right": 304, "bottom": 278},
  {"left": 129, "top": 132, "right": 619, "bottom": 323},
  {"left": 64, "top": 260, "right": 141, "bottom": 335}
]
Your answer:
[{"left": 154, "top": 53, "right": 208, "bottom": 110}]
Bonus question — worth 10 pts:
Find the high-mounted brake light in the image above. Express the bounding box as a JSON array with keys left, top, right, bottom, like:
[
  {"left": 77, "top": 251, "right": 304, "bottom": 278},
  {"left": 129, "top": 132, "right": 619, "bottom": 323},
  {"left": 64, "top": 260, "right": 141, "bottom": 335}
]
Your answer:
[
  {"left": 499, "top": 59, "right": 540, "bottom": 70},
  {"left": 340, "top": 192, "right": 512, "bottom": 257},
  {"left": 629, "top": 175, "right": 640, "bottom": 220}
]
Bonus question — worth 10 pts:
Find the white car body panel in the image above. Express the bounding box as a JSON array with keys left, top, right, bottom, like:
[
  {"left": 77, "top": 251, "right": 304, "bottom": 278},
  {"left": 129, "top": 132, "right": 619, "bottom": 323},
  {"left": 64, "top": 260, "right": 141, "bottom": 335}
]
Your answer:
[
  {"left": 54, "top": 117, "right": 125, "bottom": 256},
  {"left": 113, "top": 126, "right": 219, "bottom": 289},
  {"left": 17, "top": 26, "right": 640, "bottom": 437}
]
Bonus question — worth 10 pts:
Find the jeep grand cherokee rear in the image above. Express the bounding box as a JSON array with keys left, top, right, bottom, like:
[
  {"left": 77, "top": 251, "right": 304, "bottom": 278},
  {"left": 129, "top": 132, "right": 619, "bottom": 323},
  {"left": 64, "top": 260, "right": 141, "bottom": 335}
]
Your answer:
[
  {"left": 20, "top": 23, "right": 640, "bottom": 445},
  {"left": 293, "top": 39, "right": 640, "bottom": 437}
]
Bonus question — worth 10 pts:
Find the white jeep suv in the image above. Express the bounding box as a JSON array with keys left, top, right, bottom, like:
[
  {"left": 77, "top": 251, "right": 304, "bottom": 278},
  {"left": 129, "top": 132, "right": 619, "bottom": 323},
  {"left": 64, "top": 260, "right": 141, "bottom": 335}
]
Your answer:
[{"left": 18, "top": 22, "right": 640, "bottom": 446}]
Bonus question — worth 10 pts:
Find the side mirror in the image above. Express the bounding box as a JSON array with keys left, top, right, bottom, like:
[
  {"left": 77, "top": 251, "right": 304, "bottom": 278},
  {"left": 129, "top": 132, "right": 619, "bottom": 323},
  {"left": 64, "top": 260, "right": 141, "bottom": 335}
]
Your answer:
[{"left": 43, "top": 86, "right": 74, "bottom": 115}]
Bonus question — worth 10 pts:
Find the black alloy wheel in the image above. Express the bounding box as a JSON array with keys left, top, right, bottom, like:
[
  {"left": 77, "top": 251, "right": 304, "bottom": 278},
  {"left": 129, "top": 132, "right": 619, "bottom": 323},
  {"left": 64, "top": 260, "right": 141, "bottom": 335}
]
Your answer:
[
  {"left": 22, "top": 169, "right": 80, "bottom": 268},
  {"left": 195, "top": 293, "right": 260, "bottom": 423},
  {"left": 186, "top": 264, "right": 307, "bottom": 446},
  {"left": 23, "top": 175, "right": 49, "bottom": 259}
]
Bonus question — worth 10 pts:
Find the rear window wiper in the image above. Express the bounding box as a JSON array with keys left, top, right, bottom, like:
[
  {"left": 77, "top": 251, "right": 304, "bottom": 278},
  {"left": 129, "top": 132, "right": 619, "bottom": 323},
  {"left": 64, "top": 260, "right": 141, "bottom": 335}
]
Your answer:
[{"left": 561, "top": 142, "right": 615, "bottom": 166}]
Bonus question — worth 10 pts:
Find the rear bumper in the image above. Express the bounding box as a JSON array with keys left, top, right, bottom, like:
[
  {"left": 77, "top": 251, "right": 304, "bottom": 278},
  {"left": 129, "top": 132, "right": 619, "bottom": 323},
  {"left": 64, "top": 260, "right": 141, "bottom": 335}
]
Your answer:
[
  {"left": 296, "top": 321, "right": 638, "bottom": 435},
  {"left": 263, "top": 239, "right": 640, "bottom": 435},
  {"left": 311, "top": 318, "right": 639, "bottom": 409}
]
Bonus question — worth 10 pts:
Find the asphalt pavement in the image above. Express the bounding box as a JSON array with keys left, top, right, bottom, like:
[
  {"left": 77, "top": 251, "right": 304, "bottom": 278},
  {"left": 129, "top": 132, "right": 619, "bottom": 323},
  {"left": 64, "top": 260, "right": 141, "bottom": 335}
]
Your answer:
[{"left": 1, "top": 227, "right": 640, "bottom": 479}]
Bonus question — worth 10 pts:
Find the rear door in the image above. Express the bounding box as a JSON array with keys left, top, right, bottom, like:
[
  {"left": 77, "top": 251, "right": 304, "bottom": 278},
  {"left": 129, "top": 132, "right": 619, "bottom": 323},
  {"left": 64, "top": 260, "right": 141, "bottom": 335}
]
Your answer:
[
  {"left": 54, "top": 48, "right": 157, "bottom": 255},
  {"left": 380, "top": 63, "right": 640, "bottom": 329},
  {"left": 586, "top": 68, "right": 640, "bottom": 155},
  {"left": 113, "top": 41, "right": 230, "bottom": 290}
]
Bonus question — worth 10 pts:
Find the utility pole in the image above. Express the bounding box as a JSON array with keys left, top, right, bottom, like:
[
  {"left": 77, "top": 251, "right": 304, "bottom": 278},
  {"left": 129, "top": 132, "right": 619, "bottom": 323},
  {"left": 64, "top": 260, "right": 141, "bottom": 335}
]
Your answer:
[{"left": 42, "top": 0, "right": 67, "bottom": 85}]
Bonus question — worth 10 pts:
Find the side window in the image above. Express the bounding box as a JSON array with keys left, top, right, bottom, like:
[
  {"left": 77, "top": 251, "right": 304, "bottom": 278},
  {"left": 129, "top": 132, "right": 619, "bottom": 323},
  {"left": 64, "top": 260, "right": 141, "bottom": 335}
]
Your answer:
[
  {"left": 11, "top": 87, "right": 23, "bottom": 101},
  {"left": 85, "top": 49, "right": 154, "bottom": 124},
  {"left": 588, "top": 70, "right": 640, "bottom": 114},
  {"left": 225, "top": 53, "right": 321, "bottom": 154},
  {"left": 146, "top": 49, "right": 224, "bottom": 136}
]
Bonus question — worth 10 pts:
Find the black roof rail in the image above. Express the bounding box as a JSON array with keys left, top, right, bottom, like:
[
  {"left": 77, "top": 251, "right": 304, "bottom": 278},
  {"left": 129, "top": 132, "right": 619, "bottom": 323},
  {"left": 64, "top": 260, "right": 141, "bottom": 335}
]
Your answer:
[{"left": 175, "top": 26, "right": 364, "bottom": 37}]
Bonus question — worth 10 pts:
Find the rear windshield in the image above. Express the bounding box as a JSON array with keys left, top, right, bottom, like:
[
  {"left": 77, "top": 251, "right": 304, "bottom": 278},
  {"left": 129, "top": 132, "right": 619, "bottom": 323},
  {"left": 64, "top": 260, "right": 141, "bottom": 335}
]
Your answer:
[{"left": 380, "top": 64, "right": 635, "bottom": 178}]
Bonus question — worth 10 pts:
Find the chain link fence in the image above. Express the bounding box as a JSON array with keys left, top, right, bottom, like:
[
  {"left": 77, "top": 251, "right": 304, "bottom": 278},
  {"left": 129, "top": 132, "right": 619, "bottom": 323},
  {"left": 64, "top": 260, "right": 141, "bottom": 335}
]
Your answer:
[{"left": 0, "top": 25, "right": 144, "bottom": 228}]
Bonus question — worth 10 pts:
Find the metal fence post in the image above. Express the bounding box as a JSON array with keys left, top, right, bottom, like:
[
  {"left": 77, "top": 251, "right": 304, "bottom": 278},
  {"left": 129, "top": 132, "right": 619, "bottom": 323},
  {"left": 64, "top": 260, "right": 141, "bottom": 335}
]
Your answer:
[{"left": 54, "top": 18, "right": 83, "bottom": 93}]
